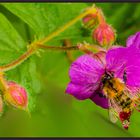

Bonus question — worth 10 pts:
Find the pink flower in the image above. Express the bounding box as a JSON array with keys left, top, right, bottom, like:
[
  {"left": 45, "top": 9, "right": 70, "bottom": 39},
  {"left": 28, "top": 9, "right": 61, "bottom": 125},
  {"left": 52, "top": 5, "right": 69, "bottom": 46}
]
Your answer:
[{"left": 66, "top": 32, "right": 140, "bottom": 109}]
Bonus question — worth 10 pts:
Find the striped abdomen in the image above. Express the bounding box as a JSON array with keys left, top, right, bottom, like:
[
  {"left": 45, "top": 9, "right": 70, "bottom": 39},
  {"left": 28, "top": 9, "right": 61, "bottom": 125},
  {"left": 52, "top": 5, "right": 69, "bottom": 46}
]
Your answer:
[{"left": 114, "top": 92, "right": 133, "bottom": 112}]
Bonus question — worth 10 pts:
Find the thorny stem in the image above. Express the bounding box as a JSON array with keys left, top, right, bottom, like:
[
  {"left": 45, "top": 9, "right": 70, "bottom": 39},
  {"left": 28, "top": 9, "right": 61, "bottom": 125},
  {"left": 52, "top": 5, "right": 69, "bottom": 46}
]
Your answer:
[{"left": 0, "top": 6, "right": 98, "bottom": 72}]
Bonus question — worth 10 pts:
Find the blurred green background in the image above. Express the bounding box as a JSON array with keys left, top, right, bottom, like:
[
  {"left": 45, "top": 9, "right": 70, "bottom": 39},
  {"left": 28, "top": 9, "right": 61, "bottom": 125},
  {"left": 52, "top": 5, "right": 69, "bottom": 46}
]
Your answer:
[{"left": 0, "top": 3, "right": 139, "bottom": 137}]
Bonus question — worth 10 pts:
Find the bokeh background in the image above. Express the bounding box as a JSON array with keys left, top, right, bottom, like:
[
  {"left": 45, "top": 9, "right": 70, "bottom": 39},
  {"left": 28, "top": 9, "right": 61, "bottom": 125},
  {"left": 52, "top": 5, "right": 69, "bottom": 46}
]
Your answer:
[{"left": 0, "top": 3, "right": 139, "bottom": 137}]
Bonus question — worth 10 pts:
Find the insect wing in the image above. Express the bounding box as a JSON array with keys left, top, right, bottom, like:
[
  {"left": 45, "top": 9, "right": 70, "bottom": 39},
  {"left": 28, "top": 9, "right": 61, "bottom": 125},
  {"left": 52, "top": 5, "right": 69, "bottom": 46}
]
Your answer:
[
  {"left": 125, "top": 86, "right": 140, "bottom": 98},
  {"left": 125, "top": 86, "right": 140, "bottom": 112},
  {"left": 108, "top": 100, "right": 118, "bottom": 123},
  {"left": 134, "top": 97, "right": 140, "bottom": 112},
  {"left": 108, "top": 108, "right": 118, "bottom": 123}
]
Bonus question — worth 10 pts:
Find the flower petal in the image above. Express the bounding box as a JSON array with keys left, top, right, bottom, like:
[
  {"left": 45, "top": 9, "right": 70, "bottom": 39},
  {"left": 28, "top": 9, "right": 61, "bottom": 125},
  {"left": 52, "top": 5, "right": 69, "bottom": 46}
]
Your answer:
[
  {"left": 126, "top": 32, "right": 140, "bottom": 87},
  {"left": 127, "top": 34, "right": 136, "bottom": 47},
  {"left": 106, "top": 46, "right": 127, "bottom": 78},
  {"left": 66, "top": 82, "right": 99, "bottom": 100},
  {"left": 124, "top": 46, "right": 140, "bottom": 87},
  {"left": 106, "top": 45, "right": 140, "bottom": 87},
  {"left": 127, "top": 32, "right": 140, "bottom": 48},
  {"left": 90, "top": 92, "right": 109, "bottom": 109},
  {"left": 69, "top": 55, "right": 105, "bottom": 85},
  {"left": 125, "top": 63, "right": 140, "bottom": 87},
  {"left": 66, "top": 54, "right": 105, "bottom": 100}
]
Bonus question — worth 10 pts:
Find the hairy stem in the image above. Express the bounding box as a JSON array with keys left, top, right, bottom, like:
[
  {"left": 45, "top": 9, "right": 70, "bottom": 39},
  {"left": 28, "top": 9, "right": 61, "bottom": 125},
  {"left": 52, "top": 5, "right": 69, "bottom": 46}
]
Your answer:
[
  {"left": 0, "top": 46, "right": 36, "bottom": 72},
  {"left": 0, "top": 72, "right": 8, "bottom": 93},
  {"left": 0, "top": 44, "right": 78, "bottom": 72},
  {"left": 37, "top": 43, "right": 78, "bottom": 51},
  {"left": 63, "top": 39, "right": 75, "bottom": 63},
  {"left": 96, "top": 8, "right": 106, "bottom": 24}
]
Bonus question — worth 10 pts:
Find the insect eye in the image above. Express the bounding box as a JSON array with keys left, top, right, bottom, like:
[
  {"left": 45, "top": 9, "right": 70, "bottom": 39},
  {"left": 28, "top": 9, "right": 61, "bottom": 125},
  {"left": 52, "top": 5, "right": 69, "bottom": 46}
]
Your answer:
[
  {"left": 107, "top": 75, "right": 111, "bottom": 80},
  {"left": 108, "top": 76, "right": 110, "bottom": 79}
]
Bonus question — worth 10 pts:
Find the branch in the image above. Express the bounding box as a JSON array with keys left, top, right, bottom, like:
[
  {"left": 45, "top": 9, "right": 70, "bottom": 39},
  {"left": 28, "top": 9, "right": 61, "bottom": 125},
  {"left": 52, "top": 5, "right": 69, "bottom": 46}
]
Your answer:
[
  {"left": 63, "top": 39, "right": 75, "bottom": 63},
  {"left": 36, "top": 43, "right": 78, "bottom": 51}
]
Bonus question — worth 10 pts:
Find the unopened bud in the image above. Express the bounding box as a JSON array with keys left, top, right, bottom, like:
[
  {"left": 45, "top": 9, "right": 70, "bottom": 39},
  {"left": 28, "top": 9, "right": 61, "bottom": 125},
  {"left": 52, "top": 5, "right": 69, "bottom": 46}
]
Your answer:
[
  {"left": 92, "top": 23, "right": 116, "bottom": 48},
  {"left": 82, "top": 13, "right": 98, "bottom": 29},
  {"left": 4, "top": 81, "right": 28, "bottom": 110}
]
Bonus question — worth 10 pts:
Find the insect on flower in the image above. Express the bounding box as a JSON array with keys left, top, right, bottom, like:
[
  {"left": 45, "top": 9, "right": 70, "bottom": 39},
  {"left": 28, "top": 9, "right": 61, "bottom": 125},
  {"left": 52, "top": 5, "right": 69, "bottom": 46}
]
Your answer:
[
  {"left": 102, "top": 71, "right": 140, "bottom": 129},
  {"left": 66, "top": 31, "right": 140, "bottom": 129}
]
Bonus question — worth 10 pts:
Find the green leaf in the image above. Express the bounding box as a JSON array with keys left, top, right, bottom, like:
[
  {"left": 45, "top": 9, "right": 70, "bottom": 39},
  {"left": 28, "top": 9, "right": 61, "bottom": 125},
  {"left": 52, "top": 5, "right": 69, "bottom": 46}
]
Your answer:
[
  {"left": 0, "top": 13, "right": 26, "bottom": 64},
  {"left": 0, "top": 12, "right": 41, "bottom": 112},
  {"left": 0, "top": 3, "right": 139, "bottom": 137},
  {"left": 2, "top": 3, "right": 90, "bottom": 41}
]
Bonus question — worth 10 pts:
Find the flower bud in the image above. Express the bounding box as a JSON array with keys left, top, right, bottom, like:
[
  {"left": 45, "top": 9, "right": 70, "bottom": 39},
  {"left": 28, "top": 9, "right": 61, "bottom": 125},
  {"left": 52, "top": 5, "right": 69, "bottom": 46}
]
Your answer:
[
  {"left": 4, "top": 81, "right": 28, "bottom": 110},
  {"left": 92, "top": 23, "right": 116, "bottom": 48},
  {"left": 82, "top": 13, "right": 98, "bottom": 29}
]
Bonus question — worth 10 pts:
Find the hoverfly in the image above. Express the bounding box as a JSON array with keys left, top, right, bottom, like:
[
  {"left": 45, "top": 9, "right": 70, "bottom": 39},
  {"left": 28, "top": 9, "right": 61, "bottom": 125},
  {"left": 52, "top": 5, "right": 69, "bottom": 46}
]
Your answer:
[{"left": 101, "top": 71, "right": 140, "bottom": 129}]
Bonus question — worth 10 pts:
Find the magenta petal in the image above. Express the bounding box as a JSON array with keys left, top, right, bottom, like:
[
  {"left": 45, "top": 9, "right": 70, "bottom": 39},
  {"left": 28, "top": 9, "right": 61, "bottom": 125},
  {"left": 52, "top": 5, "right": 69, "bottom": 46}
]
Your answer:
[
  {"left": 106, "top": 47, "right": 127, "bottom": 78},
  {"left": 69, "top": 55, "right": 105, "bottom": 85},
  {"left": 66, "top": 82, "right": 99, "bottom": 100},
  {"left": 66, "top": 54, "right": 105, "bottom": 100},
  {"left": 124, "top": 47, "right": 140, "bottom": 87},
  {"left": 125, "top": 32, "right": 140, "bottom": 87},
  {"left": 106, "top": 46, "right": 140, "bottom": 87},
  {"left": 127, "top": 32, "right": 140, "bottom": 48},
  {"left": 127, "top": 34, "right": 136, "bottom": 47},
  {"left": 126, "top": 66, "right": 140, "bottom": 87},
  {"left": 90, "top": 92, "right": 109, "bottom": 109}
]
